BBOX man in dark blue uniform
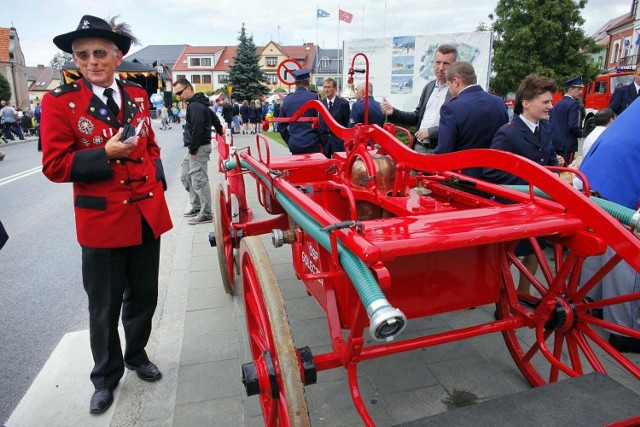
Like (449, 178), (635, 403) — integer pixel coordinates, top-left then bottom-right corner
(435, 61), (509, 178)
(608, 64), (640, 116)
(278, 69), (320, 154)
(320, 77), (350, 157)
(550, 76), (584, 164)
(484, 74), (561, 295)
(349, 82), (385, 127)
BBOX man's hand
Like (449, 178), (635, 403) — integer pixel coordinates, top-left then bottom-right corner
(104, 129), (138, 159)
(415, 129), (430, 142)
(381, 97), (394, 116)
(556, 154), (566, 167)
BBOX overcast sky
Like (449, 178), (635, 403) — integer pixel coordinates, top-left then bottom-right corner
(3, 0), (635, 67)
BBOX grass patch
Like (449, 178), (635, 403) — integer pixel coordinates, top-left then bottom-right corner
(262, 130), (287, 147)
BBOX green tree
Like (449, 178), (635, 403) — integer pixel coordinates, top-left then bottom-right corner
(0, 74), (10, 101)
(228, 23), (270, 102)
(490, 0), (602, 96)
(50, 52), (72, 70)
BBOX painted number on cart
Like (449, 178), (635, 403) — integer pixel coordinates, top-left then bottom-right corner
(301, 244), (323, 284)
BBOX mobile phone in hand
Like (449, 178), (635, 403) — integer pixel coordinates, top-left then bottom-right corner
(120, 122), (143, 144)
(120, 124), (136, 143)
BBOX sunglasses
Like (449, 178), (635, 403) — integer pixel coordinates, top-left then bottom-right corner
(175, 87), (187, 96)
(73, 49), (116, 60)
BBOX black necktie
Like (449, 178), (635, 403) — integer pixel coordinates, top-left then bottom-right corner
(534, 126), (540, 140)
(103, 88), (120, 117)
(328, 100), (333, 110)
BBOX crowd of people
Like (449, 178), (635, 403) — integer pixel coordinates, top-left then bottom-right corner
(3, 11), (637, 418)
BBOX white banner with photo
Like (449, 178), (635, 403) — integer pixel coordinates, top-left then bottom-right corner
(343, 31), (493, 111)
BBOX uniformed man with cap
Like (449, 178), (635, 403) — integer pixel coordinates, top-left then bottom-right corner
(550, 76), (584, 164)
(278, 68), (321, 154)
(41, 15), (172, 414)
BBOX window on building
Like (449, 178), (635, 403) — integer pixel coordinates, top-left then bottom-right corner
(218, 74), (228, 83)
(176, 74), (186, 81)
(267, 74), (278, 84)
(189, 57), (212, 67)
(623, 37), (632, 58)
(203, 75), (212, 84)
(612, 42), (620, 63)
(266, 57), (278, 67)
(320, 56), (330, 69)
(192, 75), (201, 84)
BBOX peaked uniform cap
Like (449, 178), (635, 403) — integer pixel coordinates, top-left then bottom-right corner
(53, 15), (132, 55)
(563, 76), (585, 88)
(293, 69), (311, 81)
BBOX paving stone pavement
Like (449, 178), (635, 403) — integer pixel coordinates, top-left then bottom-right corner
(171, 131), (640, 426)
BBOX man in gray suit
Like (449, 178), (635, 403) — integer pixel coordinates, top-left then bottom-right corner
(381, 44), (458, 153)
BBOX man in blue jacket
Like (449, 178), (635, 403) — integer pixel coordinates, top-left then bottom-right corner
(608, 64), (640, 115)
(435, 61), (509, 178)
(579, 97), (640, 353)
(550, 76), (584, 164)
(349, 82), (385, 127)
(278, 69), (320, 154)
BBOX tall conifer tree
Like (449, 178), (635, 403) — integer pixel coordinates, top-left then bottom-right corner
(228, 23), (270, 101)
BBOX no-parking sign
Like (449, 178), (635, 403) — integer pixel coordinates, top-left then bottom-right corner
(277, 59), (302, 85)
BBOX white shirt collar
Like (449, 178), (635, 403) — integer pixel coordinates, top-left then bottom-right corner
(93, 81), (121, 107)
(519, 114), (539, 133)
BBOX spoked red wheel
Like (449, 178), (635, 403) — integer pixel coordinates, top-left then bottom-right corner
(497, 236), (640, 387)
(213, 182), (235, 294)
(240, 237), (311, 427)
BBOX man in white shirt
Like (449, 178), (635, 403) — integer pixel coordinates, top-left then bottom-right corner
(572, 108), (615, 190)
(381, 44), (458, 153)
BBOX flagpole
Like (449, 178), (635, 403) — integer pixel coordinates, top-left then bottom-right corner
(316, 4), (319, 47)
(338, 5), (341, 77)
(362, 3), (365, 38)
(383, 0), (387, 37)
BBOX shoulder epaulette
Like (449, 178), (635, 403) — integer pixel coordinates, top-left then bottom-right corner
(50, 82), (81, 97)
(122, 79), (143, 89)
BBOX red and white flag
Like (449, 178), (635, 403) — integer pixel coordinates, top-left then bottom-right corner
(339, 9), (353, 23)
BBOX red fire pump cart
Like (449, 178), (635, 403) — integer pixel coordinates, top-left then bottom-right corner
(210, 55), (640, 426)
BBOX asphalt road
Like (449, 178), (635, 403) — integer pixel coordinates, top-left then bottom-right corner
(0, 122), (186, 423)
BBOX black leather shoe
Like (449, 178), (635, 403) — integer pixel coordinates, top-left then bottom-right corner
(90, 388), (114, 414)
(125, 361), (162, 382)
(609, 333), (640, 354)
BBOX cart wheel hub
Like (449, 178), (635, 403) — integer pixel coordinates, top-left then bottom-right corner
(544, 295), (577, 332)
(242, 350), (278, 398)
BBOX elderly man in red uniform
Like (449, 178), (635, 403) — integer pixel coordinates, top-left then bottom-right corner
(41, 15), (173, 415)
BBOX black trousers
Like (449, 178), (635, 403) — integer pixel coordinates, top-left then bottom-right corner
(81, 219), (160, 389)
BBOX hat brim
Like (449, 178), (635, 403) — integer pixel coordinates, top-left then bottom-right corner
(53, 28), (131, 55)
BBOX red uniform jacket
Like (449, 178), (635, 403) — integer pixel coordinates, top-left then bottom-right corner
(41, 78), (173, 248)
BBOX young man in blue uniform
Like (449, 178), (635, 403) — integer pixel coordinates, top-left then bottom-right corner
(550, 76), (584, 164)
(484, 74), (562, 295)
(278, 69), (321, 154)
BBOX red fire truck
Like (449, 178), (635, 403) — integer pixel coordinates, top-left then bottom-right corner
(580, 69), (635, 135)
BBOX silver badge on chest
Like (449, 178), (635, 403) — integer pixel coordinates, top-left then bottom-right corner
(77, 116), (95, 135)
(92, 136), (104, 145)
